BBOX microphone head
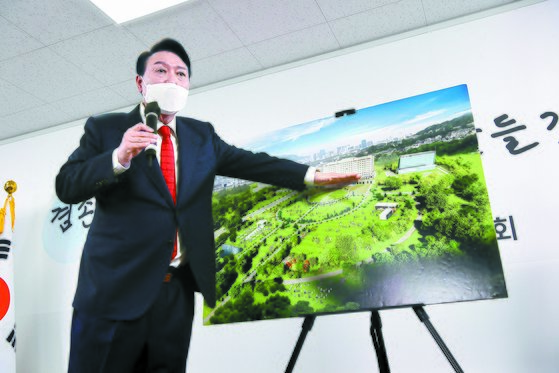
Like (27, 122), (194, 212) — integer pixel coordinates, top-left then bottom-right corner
(145, 101), (161, 117)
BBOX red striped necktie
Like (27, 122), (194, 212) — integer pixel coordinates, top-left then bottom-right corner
(158, 125), (177, 259)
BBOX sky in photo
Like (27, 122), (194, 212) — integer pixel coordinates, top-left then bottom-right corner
(243, 84), (473, 157)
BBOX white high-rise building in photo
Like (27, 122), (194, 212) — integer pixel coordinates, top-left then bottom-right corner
(321, 155), (375, 179)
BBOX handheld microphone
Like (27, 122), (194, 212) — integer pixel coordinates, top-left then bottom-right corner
(145, 101), (161, 167)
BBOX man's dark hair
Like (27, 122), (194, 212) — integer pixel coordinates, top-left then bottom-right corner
(136, 38), (192, 77)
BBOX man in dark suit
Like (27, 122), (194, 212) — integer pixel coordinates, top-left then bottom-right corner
(56, 38), (359, 372)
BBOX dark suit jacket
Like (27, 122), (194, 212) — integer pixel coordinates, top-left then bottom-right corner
(56, 105), (308, 320)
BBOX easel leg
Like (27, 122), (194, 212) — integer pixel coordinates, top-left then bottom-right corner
(370, 311), (391, 373)
(413, 306), (464, 373)
(285, 315), (316, 373)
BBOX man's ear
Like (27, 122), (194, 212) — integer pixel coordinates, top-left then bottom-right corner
(135, 75), (144, 95)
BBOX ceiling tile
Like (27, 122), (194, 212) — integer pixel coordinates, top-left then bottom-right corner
(316, 0), (400, 21)
(1, 104), (74, 139)
(50, 26), (148, 86)
(248, 24), (339, 68)
(126, 1), (243, 61)
(329, 0), (427, 47)
(207, 0), (326, 45)
(0, 16), (44, 61)
(422, 0), (517, 24)
(0, 48), (103, 103)
(0, 0), (527, 142)
(50, 87), (130, 120)
(190, 48), (262, 87)
(2, 0), (113, 45)
(0, 78), (45, 117)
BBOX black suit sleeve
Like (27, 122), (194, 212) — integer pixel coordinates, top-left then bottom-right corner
(210, 124), (310, 190)
(56, 116), (122, 204)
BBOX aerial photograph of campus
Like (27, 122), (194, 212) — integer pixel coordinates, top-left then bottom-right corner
(204, 85), (507, 325)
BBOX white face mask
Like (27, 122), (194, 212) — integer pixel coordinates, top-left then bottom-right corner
(144, 83), (189, 114)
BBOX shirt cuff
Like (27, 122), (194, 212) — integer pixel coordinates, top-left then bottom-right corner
(112, 148), (130, 175)
(304, 167), (317, 186)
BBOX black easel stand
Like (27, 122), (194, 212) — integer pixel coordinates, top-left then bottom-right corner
(285, 307), (464, 373)
(413, 306), (464, 373)
(370, 310), (390, 373)
(285, 315), (316, 373)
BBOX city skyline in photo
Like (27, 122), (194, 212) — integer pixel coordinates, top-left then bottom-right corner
(242, 84), (472, 158)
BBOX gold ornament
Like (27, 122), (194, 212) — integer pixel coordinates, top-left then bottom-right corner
(4, 180), (17, 195)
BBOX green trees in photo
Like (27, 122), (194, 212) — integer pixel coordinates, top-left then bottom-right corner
(384, 176), (403, 190)
(452, 173), (478, 197)
(229, 230), (237, 243)
(212, 184), (281, 231)
(255, 281), (269, 296)
(241, 248), (257, 272)
(210, 289), (263, 324)
(420, 175), (452, 212)
(263, 294), (291, 319)
(392, 207), (415, 235)
(216, 231), (230, 245)
(269, 281), (286, 293)
(416, 154), (494, 255)
(368, 218), (391, 242)
(225, 211), (242, 232)
(423, 235), (460, 256)
(292, 301), (314, 316)
(210, 286), (293, 324)
(216, 256), (238, 299)
(449, 163), (487, 203)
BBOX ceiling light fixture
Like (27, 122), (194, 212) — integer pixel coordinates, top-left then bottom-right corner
(89, 0), (190, 24)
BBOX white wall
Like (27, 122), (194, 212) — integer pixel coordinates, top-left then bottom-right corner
(1, 0), (558, 372)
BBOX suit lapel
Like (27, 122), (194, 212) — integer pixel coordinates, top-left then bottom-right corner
(176, 118), (201, 207)
(127, 106), (175, 207)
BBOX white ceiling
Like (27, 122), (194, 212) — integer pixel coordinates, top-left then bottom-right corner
(0, 0), (527, 141)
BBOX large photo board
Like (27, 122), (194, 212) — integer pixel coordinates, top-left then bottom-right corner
(203, 84), (507, 325)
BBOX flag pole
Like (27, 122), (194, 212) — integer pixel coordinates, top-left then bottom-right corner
(1, 181), (16, 233)
(1, 180), (17, 372)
